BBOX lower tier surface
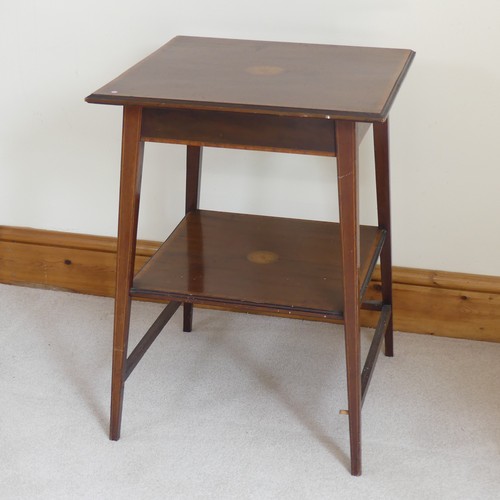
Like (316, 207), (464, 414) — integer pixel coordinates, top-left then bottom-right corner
(132, 210), (384, 318)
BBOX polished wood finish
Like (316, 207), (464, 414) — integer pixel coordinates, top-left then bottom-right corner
(373, 119), (394, 357)
(185, 146), (203, 214)
(141, 107), (337, 156)
(110, 105), (144, 441)
(86, 36), (414, 121)
(336, 120), (362, 475)
(361, 305), (391, 404)
(132, 210), (384, 318)
(125, 301), (181, 380)
(2, 227), (499, 342)
(183, 145), (203, 332)
(86, 36), (414, 475)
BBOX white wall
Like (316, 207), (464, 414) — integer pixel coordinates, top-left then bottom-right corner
(1, 1), (499, 276)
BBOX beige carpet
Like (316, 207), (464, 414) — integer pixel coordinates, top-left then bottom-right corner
(1, 283), (499, 499)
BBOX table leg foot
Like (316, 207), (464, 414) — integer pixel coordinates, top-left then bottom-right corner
(183, 303), (193, 332)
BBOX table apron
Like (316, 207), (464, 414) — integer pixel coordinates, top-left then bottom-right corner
(140, 107), (337, 156)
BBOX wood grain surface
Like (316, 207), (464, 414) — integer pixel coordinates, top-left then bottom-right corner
(86, 36), (415, 121)
(1, 225), (498, 342)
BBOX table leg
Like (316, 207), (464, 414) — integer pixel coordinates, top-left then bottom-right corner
(183, 145), (203, 332)
(110, 105), (144, 440)
(373, 119), (394, 357)
(336, 120), (362, 476)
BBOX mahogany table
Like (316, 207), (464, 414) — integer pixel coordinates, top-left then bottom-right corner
(86, 36), (414, 476)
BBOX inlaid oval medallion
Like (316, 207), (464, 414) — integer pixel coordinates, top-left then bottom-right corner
(247, 250), (279, 264)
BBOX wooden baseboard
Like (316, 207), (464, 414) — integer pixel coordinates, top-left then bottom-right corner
(1, 225), (499, 342)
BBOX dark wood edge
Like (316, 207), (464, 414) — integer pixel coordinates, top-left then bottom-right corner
(129, 290), (345, 321)
(361, 304), (391, 405)
(360, 229), (386, 301)
(143, 137), (336, 157)
(379, 50), (416, 120)
(361, 300), (384, 311)
(85, 96), (393, 122)
(140, 107), (337, 156)
(124, 301), (181, 380)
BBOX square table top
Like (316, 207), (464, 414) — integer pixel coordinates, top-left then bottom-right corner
(86, 36), (414, 121)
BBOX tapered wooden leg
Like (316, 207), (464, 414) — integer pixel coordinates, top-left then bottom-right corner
(183, 305), (194, 333)
(183, 145), (203, 332)
(336, 120), (362, 476)
(110, 105), (144, 440)
(373, 119), (394, 357)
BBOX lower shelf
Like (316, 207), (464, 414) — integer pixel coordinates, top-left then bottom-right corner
(131, 210), (385, 319)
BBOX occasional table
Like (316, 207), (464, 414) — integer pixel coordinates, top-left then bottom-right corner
(86, 36), (414, 475)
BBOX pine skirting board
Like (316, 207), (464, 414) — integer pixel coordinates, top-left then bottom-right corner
(1, 225), (499, 343)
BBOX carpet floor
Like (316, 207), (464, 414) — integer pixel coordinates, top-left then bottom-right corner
(1, 283), (499, 499)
